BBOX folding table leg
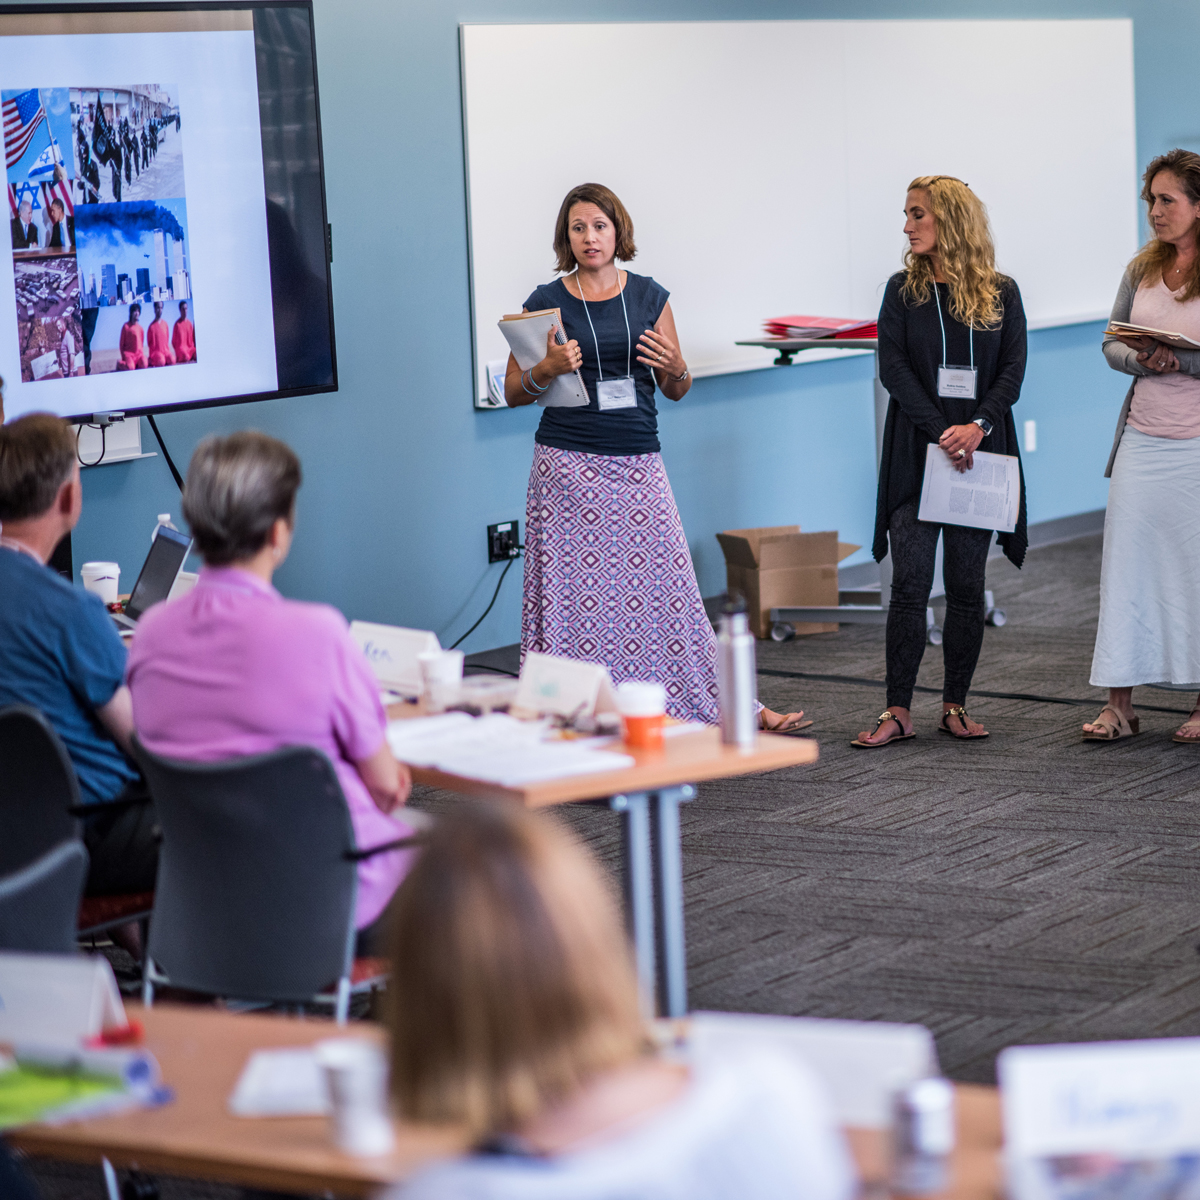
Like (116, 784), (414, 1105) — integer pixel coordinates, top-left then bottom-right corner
(609, 791), (655, 1015)
(652, 785), (695, 1018)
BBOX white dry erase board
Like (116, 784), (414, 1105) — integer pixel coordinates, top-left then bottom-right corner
(460, 19), (1137, 405)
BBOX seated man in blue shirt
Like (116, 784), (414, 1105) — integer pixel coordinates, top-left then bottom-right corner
(0, 413), (158, 911)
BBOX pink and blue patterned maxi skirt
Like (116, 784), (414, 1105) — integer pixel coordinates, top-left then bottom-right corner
(521, 444), (720, 724)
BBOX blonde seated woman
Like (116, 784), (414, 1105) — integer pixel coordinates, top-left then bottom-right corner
(384, 804), (855, 1200)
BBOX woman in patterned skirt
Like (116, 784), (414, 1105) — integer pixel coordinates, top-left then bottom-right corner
(504, 182), (805, 730)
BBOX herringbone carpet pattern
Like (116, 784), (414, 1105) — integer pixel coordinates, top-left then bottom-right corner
(554, 533), (1200, 1084)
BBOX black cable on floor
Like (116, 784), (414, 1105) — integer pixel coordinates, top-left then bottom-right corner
(450, 555), (517, 650)
(146, 413), (184, 491)
(756, 667), (1196, 716)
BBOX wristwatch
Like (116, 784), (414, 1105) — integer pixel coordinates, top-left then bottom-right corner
(972, 417), (993, 436)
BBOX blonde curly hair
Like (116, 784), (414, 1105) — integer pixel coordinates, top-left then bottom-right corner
(901, 176), (1004, 329)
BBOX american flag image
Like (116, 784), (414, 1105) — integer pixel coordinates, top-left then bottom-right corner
(41, 180), (73, 217)
(3, 89), (46, 169)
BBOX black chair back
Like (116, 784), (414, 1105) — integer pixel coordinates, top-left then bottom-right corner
(132, 738), (358, 1005)
(0, 840), (88, 953)
(0, 705), (80, 875)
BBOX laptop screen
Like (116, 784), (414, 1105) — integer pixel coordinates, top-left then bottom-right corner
(125, 526), (192, 621)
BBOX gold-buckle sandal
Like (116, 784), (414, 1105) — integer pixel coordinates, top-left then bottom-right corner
(850, 710), (916, 749)
(940, 705), (989, 740)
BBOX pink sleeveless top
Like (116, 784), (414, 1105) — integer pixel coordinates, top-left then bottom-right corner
(1127, 274), (1200, 439)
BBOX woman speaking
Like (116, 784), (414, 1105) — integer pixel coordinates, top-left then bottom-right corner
(1084, 150), (1200, 743)
(505, 183), (803, 730)
(853, 175), (1027, 748)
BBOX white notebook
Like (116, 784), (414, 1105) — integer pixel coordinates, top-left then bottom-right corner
(498, 308), (588, 407)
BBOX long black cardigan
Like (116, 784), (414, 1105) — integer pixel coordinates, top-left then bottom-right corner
(872, 272), (1029, 568)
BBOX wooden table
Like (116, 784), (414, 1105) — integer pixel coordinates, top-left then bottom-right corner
(388, 710), (818, 1016)
(9, 1004), (1005, 1200)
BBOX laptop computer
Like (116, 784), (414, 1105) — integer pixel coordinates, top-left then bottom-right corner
(112, 525), (193, 632)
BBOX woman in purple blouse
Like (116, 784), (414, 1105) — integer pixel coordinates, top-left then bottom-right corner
(126, 431), (415, 944)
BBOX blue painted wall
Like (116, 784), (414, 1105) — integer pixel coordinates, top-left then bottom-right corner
(72, 0), (1178, 651)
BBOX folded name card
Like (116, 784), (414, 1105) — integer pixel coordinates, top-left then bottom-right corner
(1000, 1038), (1200, 1157)
(515, 651), (617, 718)
(0, 952), (127, 1048)
(349, 621), (439, 695)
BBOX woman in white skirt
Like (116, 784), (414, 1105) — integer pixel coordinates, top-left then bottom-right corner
(1085, 149), (1200, 742)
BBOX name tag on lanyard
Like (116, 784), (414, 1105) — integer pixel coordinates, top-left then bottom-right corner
(596, 376), (637, 410)
(937, 365), (977, 400)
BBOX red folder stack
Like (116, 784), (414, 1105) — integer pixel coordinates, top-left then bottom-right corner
(763, 315), (877, 340)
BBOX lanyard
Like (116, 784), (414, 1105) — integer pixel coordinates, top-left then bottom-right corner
(932, 283), (973, 370)
(575, 268), (631, 382)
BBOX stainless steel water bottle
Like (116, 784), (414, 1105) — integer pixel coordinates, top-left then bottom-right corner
(717, 595), (757, 747)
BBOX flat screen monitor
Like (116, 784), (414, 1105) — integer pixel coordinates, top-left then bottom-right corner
(0, 1), (336, 425)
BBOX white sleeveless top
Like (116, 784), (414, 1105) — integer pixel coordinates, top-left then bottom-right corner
(1127, 273), (1200, 439)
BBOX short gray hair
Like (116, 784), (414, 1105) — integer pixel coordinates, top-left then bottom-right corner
(183, 431), (301, 566)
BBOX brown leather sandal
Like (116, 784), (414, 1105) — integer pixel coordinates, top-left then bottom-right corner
(850, 710), (916, 749)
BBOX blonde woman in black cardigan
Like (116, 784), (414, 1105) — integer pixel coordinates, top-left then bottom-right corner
(854, 176), (1027, 749)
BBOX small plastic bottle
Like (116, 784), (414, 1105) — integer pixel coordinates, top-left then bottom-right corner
(151, 513), (178, 543)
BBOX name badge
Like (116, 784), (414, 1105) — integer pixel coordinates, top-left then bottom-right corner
(596, 376), (637, 411)
(937, 366), (977, 400)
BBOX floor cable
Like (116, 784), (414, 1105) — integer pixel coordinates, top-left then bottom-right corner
(756, 667), (1196, 716)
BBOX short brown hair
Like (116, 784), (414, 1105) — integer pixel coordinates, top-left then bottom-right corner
(0, 412), (76, 521)
(387, 804), (646, 1140)
(1131, 149), (1200, 302)
(552, 183), (637, 273)
(182, 431), (301, 566)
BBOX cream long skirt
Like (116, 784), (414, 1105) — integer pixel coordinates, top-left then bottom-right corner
(1090, 426), (1200, 689)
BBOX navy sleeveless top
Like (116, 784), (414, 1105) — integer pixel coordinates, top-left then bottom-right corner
(523, 272), (670, 457)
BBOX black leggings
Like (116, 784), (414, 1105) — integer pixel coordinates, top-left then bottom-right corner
(885, 498), (992, 710)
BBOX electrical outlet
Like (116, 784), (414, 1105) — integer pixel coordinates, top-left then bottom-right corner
(488, 520), (521, 563)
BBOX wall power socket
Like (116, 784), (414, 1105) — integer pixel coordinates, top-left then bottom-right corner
(488, 520), (521, 563)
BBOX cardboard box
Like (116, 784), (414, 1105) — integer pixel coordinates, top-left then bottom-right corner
(715, 526), (860, 638)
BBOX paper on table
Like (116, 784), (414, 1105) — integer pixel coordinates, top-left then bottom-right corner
(228, 1047), (330, 1117)
(498, 309), (588, 408)
(386, 712), (634, 786)
(686, 1011), (938, 1128)
(918, 445), (1019, 533)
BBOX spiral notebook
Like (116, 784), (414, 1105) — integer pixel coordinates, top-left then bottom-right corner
(498, 308), (588, 407)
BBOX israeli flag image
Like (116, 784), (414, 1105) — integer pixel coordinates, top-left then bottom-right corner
(27, 138), (64, 182)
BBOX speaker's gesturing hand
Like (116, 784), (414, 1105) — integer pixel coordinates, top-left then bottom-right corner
(637, 327), (684, 377)
(541, 327), (582, 377)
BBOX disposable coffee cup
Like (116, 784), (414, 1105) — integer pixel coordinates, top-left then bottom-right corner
(313, 1038), (395, 1157)
(617, 680), (667, 749)
(417, 648), (464, 713)
(81, 562), (120, 606)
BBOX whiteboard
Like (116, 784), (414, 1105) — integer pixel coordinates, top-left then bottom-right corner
(460, 19), (1137, 403)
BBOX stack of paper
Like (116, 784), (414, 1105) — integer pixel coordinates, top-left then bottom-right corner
(763, 315), (877, 340)
(386, 713), (634, 787)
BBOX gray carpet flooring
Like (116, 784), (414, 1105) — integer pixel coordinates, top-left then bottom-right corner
(554, 533), (1200, 1086)
(24, 533), (1200, 1197)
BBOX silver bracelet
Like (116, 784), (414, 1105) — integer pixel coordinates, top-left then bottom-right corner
(673, 367), (689, 383)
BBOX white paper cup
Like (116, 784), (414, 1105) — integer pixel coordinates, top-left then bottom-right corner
(417, 649), (465, 712)
(81, 562), (120, 606)
(616, 681), (667, 749)
(313, 1038), (395, 1157)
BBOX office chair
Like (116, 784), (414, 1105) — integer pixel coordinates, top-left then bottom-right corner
(132, 739), (409, 1023)
(0, 840), (89, 953)
(0, 705), (153, 938)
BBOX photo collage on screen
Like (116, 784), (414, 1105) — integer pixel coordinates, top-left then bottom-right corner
(3, 85), (195, 382)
